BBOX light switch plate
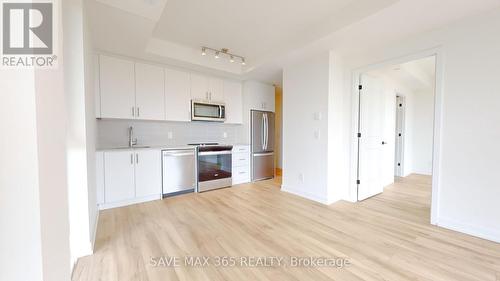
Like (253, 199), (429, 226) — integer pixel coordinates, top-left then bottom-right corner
(314, 112), (322, 121)
(223, 132), (228, 138)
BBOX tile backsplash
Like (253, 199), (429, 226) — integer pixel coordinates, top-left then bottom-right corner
(96, 119), (248, 148)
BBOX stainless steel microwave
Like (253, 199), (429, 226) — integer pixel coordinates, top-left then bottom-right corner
(191, 100), (226, 122)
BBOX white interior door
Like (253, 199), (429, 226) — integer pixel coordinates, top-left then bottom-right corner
(358, 74), (386, 201)
(395, 96), (406, 177)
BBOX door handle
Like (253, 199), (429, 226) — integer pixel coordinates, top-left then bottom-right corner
(130, 153), (134, 164)
(136, 153), (139, 164)
(132, 107), (135, 117)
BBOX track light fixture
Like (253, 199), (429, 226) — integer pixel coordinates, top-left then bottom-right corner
(201, 46), (246, 66)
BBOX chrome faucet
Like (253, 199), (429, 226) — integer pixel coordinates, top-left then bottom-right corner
(128, 126), (137, 147)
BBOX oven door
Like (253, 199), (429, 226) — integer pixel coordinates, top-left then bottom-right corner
(192, 101), (225, 122)
(198, 150), (232, 192)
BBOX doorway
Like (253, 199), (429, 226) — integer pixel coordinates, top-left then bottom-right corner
(356, 55), (437, 202)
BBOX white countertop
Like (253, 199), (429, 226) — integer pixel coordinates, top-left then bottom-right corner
(96, 145), (196, 152)
(96, 143), (250, 152)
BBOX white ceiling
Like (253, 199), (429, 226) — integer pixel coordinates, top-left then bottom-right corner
(87, 0), (500, 85)
(368, 56), (436, 92)
(87, 0), (397, 76)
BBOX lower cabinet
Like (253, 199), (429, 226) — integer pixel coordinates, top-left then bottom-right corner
(98, 149), (161, 209)
(232, 145), (251, 185)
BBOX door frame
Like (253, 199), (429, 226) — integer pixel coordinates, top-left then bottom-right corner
(350, 47), (443, 225)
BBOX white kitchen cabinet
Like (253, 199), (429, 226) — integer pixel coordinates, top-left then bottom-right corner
(100, 149), (162, 209)
(232, 145), (251, 185)
(190, 73), (209, 101)
(224, 80), (243, 124)
(135, 63), (165, 120)
(190, 73), (224, 102)
(99, 55), (136, 119)
(165, 68), (191, 122)
(243, 81), (275, 112)
(104, 150), (136, 203)
(209, 77), (224, 102)
(134, 149), (162, 197)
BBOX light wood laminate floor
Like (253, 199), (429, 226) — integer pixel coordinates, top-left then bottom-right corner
(73, 175), (500, 281)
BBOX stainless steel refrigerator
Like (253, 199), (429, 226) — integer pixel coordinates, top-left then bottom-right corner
(251, 110), (275, 181)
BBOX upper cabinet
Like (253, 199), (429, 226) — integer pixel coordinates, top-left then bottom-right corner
(190, 73), (209, 101)
(135, 63), (165, 120)
(99, 55), (165, 120)
(190, 73), (224, 102)
(224, 80), (243, 124)
(96, 54), (244, 123)
(99, 55), (136, 119)
(209, 77), (224, 102)
(165, 68), (191, 122)
(243, 81), (275, 112)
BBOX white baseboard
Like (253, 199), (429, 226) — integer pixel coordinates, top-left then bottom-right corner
(437, 216), (500, 243)
(281, 185), (335, 205)
(99, 194), (162, 210)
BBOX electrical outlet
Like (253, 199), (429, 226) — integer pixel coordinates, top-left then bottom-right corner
(167, 132), (173, 139)
(314, 130), (321, 140)
(299, 173), (304, 182)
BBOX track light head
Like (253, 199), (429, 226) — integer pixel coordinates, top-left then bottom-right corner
(230, 56), (235, 63)
(215, 51), (220, 59)
(241, 58), (246, 65)
(201, 47), (206, 56)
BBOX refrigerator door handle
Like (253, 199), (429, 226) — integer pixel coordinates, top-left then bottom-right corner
(261, 115), (265, 151)
(264, 113), (268, 150)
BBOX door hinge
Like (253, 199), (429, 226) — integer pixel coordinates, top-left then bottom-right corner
(357, 133), (361, 138)
(358, 85), (363, 90)
(356, 179), (361, 185)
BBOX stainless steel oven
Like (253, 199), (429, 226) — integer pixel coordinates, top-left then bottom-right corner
(191, 100), (226, 122)
(194, 144), (233, 192)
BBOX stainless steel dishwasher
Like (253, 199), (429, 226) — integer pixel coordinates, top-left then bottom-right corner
(162, 149), (197, 196)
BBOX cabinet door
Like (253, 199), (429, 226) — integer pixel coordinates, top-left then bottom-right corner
(190, 73), (209, 101)
(165, 68), (191, 122)
(209, 77), (224, 102)
(224, 80), (243, 124)
(134, 150), (162, 197)
(99, 55), (136, 119)
(104, 150), (135, 203)
(135, 63), (165, 120)
(261, 84), (275, 112)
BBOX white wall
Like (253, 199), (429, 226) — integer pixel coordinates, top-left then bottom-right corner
(0, 3), (73, 278)
(334, 8), (500, 241)
(63, 0), (93, 265)
(281, 6), (500, 242)
(409, 89), (435, 175)
(83, 1), (99, 251)
(282, 52), (331, 203)
(0, 70), (45, 281)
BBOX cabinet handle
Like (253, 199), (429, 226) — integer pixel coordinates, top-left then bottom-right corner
(239, 158), (245, 161)
(132, 107), (135, 117)
(136, 153), (139, 164)
(137, 107), (140, 117)
(130, 153), (133, 164)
